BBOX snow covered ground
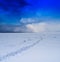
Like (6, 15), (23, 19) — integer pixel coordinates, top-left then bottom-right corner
(0, 32), (60, 62)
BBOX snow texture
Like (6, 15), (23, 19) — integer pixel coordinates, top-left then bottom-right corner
(0, 32), (60, 62)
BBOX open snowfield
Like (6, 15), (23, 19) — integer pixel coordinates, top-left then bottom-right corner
(0, 32), (60, 62)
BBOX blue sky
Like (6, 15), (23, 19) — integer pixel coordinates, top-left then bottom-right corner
(0, 0), (60, 32)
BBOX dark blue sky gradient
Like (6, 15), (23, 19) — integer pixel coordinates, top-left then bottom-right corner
(0, 0), (60, 24)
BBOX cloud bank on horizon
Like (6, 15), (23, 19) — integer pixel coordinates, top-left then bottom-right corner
(0, 0), (60, 33)
(0, 18), (60, 33)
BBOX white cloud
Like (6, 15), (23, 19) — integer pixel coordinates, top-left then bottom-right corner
(20, 18), (39, 24)
(0, 18), (60, 33)
(26, 22), (47, 32)
(20, 17), (60, 33)
(24, 21), (60, 33)
(46, 23), (60, 32)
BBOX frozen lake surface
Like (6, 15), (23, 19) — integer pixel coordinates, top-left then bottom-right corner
(0, 32), (60, 62)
